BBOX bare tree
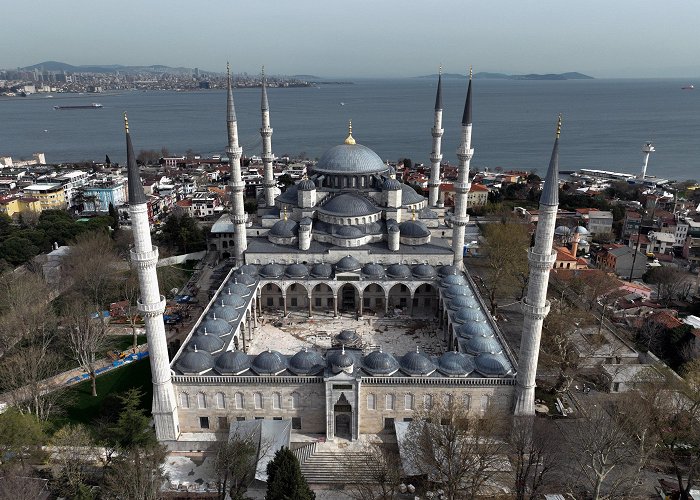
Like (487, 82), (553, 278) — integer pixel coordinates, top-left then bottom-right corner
(120, 269), (142, 350)
(213, 427), (268, 500)
(646, 266), (692, 306)
(101, 443), (167, 500)
(0, 272), (54, 354)
(347, 443), (402, 500)
(49, 423), (97, 496)
(63, 300), (109, 397)
(510, 416), (561, 500)
(540, 304), (585, 393)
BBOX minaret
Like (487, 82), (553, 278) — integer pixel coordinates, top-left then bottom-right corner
(125, 113), (179, 441)
(226, 63), (247, 266)
(513, 115), (562, 416)
(428, 66), (445, 207)
(639, 141), (655, 180)
(260, 66), (276, 207)
(451, 68), (474, 268)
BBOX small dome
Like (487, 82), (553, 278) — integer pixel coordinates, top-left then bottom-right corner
(223, 282), (252, 298)
(198, 317), (233, 336)
(454, 307), (487, 324)
(388, 224), (400, 233)
(260, 262), (285, 278)
(366, 221), (383, 234)
(475, 353), (511, 377)
(336, 329), (359, 345)
(219, 292), (246, 309)
(298, 178), (316, 191)
(420, 208), (438, 219)
(383, 178), (402, 190)
(555, 225), (572, 236)
(176, 348), (214, 374)
(386, 263), (411, 279)
(441, 274), (468, 287)
(210, 304), (241, 323)
(363, 350), (399, 375)
(574, 226), (589, 235)
(286, 263), (309, 278)
(399, 220), (430, 238)
(328, 348), (354, 371)
(335, 255), (361, 272)
(311, 263), (333, 278)
(400, 349), (436, 376)
(438, 351), (475, 376)
(336, 226), (364, 238)
(439, 265), (462, 277)
(189, 332), (224, 353)
(276, 184), (299, 204)
(401, 184), (425, 205)
(412, 264), (437, 278)
(270, 219), (298, 238)
(237, 264), (258, 276)
(320, 193), (381, 217)
(230, 273), (257, 287)
(300, 216), (313, 226)
(443, 284), (473, 298)
(447, 294), (480, 310)
(288, 348), (325, 375)
(457, 320), (493, 339)
(251, 349), (287, 375)
(465, 335), (503, 355)
(214, 350), (251, 374)
(362, 263), (385, 278)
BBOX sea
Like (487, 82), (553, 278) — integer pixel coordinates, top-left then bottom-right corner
(1, 78), (699, 181)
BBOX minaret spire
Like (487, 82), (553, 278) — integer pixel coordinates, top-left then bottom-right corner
(226, 64), (248, 265)
(451, 68), (474, 267)
(125, 113), (179, 441)
(513, 115), (562, 416)
(428, 65), (445, 207)
(260, 65), (276, 208)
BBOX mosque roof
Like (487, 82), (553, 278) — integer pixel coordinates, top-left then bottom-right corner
(269, 219), (299, 238)
(401, 184), (425, 205)
(237, 264), (259, 276)
(320, 193), (381, 217)
(363, 349), (400, 376)
(259, 263), (285, 278)
(412, 263), (437, 278)
(336, 226), (365, 238)
(443, 284), (473, 298)
(456, 320), (493, 339)
(441, 274), (468, 287)
(314, 143), (388, 175)
(362, 263), (385, 278)
(328, 348), (354, 370)
(224, 283), (251, 298)
(475, 353), (511, 376)
(288, 348), (325, 375)
(386, 263), (411, 279)
(446, 294), (480, 310)
(198, 317), (233, 336)
(214, 350), (251, 375)
(176, 348), (214, 374)
(276, 184), (299, 204)
(310, 263), (333, 278)
(399, 220), (430, 238)
(439, 264), (462, 277)
(454, 307), (487, 323)
(438, 351), (475, 377)
(465, 334), (503, 355)
(251, 349), (287, 375)
(298, 178), (316, 191)
(210, 304), (241, 323)
(335, 255), (361, 272)
(383, 178), (402, 191)
(219, 292), (246, 308)
(286, 263), (309, 278)
(229, 273), (257, 287)
(400, 349), (436, 376)
(188, 332), (225, 353)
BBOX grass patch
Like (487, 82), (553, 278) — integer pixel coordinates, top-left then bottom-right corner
(105, 335), (146, 352)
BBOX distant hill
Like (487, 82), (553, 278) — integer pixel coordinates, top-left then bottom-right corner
(292, 74), (321, 79)
(22, 61), (198, 75)
(416, 71), (593, 80)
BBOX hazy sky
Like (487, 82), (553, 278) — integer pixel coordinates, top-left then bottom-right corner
(4, 0), (699, 78)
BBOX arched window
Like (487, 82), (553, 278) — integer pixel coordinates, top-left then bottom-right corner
(463, 394), (472, 410)
(180, 393), (189, 409)
(480, 394), (490, 412)
(234, 392), (244, 409)
(386, 394), (395, 411)
(291, 392), (300, 409)
(404, 393), (414, 410)
(443, 393), (452, 407)
(215, 392), (225, 409)
(272, 393), (281, 410)
(424, 394), (432, 409)
(254, 392), (263, 409)
(367, 393), (376, 410)
(197, 393), (207, 409)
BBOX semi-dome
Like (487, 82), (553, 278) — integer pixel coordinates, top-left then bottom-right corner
(320, 193), (381, 217)
(336, 226), (364, 238)
(198, 317), (233, 336)
(401, 184), (425, 205)
(383, 178), (402, 191)
(251, 349), (287, 375)
(220, 292), (246, 309)
(465, 335), (503, 355)
(420, 208), (438, 219)
(399, 220), (430, 238)
(237, 264), (258, 276)
(176, 347), (214, 374)
(362, 263), (385, 278)
(363, 349), (400, 375)
(412, 264), (437, 279)
(189, 332), (224, 353)
(270, 219), (298, 238)
(260, 262), (285, 278)
(400, 349), (436, 376)
(386, 263), (411, 279)
(336, 329), (360, 346)
(210, 303), (241, 323)
(446, 294), (480, 310)
(475, 353), (511, 377)
(311, 263), (333, 278)
(224, 283), (252, 297)
(288, 348), (325, 375)
(286, 263), (309, 278)
(555, 225), (572, 236)
(454, 307), (487, 323)
(335, 255), (361, 272)
(439, 264), (462, 277)
(366, 221), (383, 234)
(230, 273), (257, 287)
(298, 178), (316, 191)
(457, 320), (493, 339)
(276, 184), (299, 204)
(214, 350), (251, 375)
(441, 274), (468, 287)
(443, 284), (473, 298)
(438, 351), (475, 377)
(314, 143), (388, 175)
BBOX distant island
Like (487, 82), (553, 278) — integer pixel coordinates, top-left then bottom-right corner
(416, 71), (594, 80)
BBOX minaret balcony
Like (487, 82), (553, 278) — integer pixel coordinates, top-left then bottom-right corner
(260, 127), (273, 136)
(527, 248), (557, 269)
(130, 246), (159, 265)
(431, 127), (444, 137)
(521, 299), (551, 320)
(137, 296), (167, 317)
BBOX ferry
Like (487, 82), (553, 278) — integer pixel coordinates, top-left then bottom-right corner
(682, 84), (694, 90)
(53, 103), (103, 110)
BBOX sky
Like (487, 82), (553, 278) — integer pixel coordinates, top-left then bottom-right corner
(3, 0), (699, 78)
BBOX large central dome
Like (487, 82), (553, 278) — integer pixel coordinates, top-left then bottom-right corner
(313, 143), (389, 175)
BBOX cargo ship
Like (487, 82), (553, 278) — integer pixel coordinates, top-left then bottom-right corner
(53, 103), (103, 110)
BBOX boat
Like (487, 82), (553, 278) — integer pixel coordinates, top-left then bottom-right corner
(682, 84), (694, 90)
(53, 103), (103, 110)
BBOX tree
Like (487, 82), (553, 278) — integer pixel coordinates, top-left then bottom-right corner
(108, 202), (119, 233)
(645, 266), (692, 306)
(158, 212), (205, 254)
(0, 408), (45, 469)
(401, 158), (413, 170)
(404, 400), (508, 500)
(63, 299), (109, 397)
(266, 447), (315, 500)
(213, 428), (260, 500)
(50, 424), (96, 497)
(63, 231), (121, 308)
(0, 236), (39, 265)
(278, 174), (294, 189)
(510, 417), (561, 500)
(107, 389), (156, 450)
(347, 443), (402, 500)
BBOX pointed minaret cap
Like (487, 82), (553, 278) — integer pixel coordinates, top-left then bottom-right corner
(434, 65), (443, 111)
(344, 120), (356, 145)
(261, 65), (269, 111)
(540, 114), (562, 207)
(124, 112), (147, 205)
(226, 62), (237, 122)
(461, 66), (473, 126)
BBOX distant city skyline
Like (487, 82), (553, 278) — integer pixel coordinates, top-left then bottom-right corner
(3, 0), (699, 79)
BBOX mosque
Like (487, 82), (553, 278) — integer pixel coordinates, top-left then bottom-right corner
(125, 65), (561, 450)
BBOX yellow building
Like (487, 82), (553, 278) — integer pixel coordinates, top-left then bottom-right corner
(0, 196), (43, 218)
(23, 183), (66, 210)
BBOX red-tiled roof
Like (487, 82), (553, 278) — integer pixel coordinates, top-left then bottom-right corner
(649, 311), (684, 330)
(470, 183), (489, 192)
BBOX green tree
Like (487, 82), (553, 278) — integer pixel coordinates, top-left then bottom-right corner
(107, 389), (156, 450)
(0, 236), (39, 265)
(213, 429), (260, 500)
(159, 212), (205, 254)
(0, 408), (45, 468)
(50, 424), (95, 497)
(0, 212), (15, 240)
(266, 447), (315, 500)
(108, 202), (119, 233)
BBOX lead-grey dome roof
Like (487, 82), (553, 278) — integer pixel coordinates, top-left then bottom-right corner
(276, 184), (299, 203)
(198, 317), (233, 336)
(328, 348), (354, 369)
(362, 263), (385, 278)
(237, 265), (258, 276)
(270, 219), (298, 238)
(363, 350), (399, 375)
(311, 263), (333, 278)
(399, 220), (430, 238)
(454, 307), (487, 323)
(314, 143), (388, 175)
(251, 349), (287, 375)
(298, 178), (316, 191)
(189, 332), (225, 353)
(224, 283), (251, 297)
(400, 349), (436, 376)
(441, 274), (468, 287)
(475, 353), (511, 376)
(443, 284), (473, 298)
(335, 255), (361, 272)
(386, 263), (411, 279)
(176, 348), (214, 374)
(336, 225), (364, 238)
(383, 178), (402, 190)
(320, 193), (380, 217)
(447, 294), (480, 310)
(555, 225), (572, 236)
(214, 350), (251, 374)
(439, 264), (462, 277)
(401, 184), (425, 205)
(336, 329), (359, 345)
(260, 263), (285, 278)
(457, 320), (493, 339)
(286, 263), (309, 278)
(438, 351), (475, 376)
(288, 348), (325, 375)
(230, 273), (257, 286)
(220, 292), (246, 308)
(210, 304), (241, 323)
(412, 264), (437, 278)
(465, 335), (502, 355)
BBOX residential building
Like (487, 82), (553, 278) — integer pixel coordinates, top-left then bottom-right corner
(81, 178), (127, 212)
(23, 183), (66, 210)
(0, 195), (42, 218)
(192, 191), (220, 218)
(467, 183), (489, 207)
(596, 244), (648, 279)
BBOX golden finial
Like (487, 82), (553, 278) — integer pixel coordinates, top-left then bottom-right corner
(469, 65), (473, 80)
(556, 113), (562, 138)
(412, 207), (417, 221)
(282, 206), (288, 221)
(123, 112), (129, 133)
(344, 120), (356, 145)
